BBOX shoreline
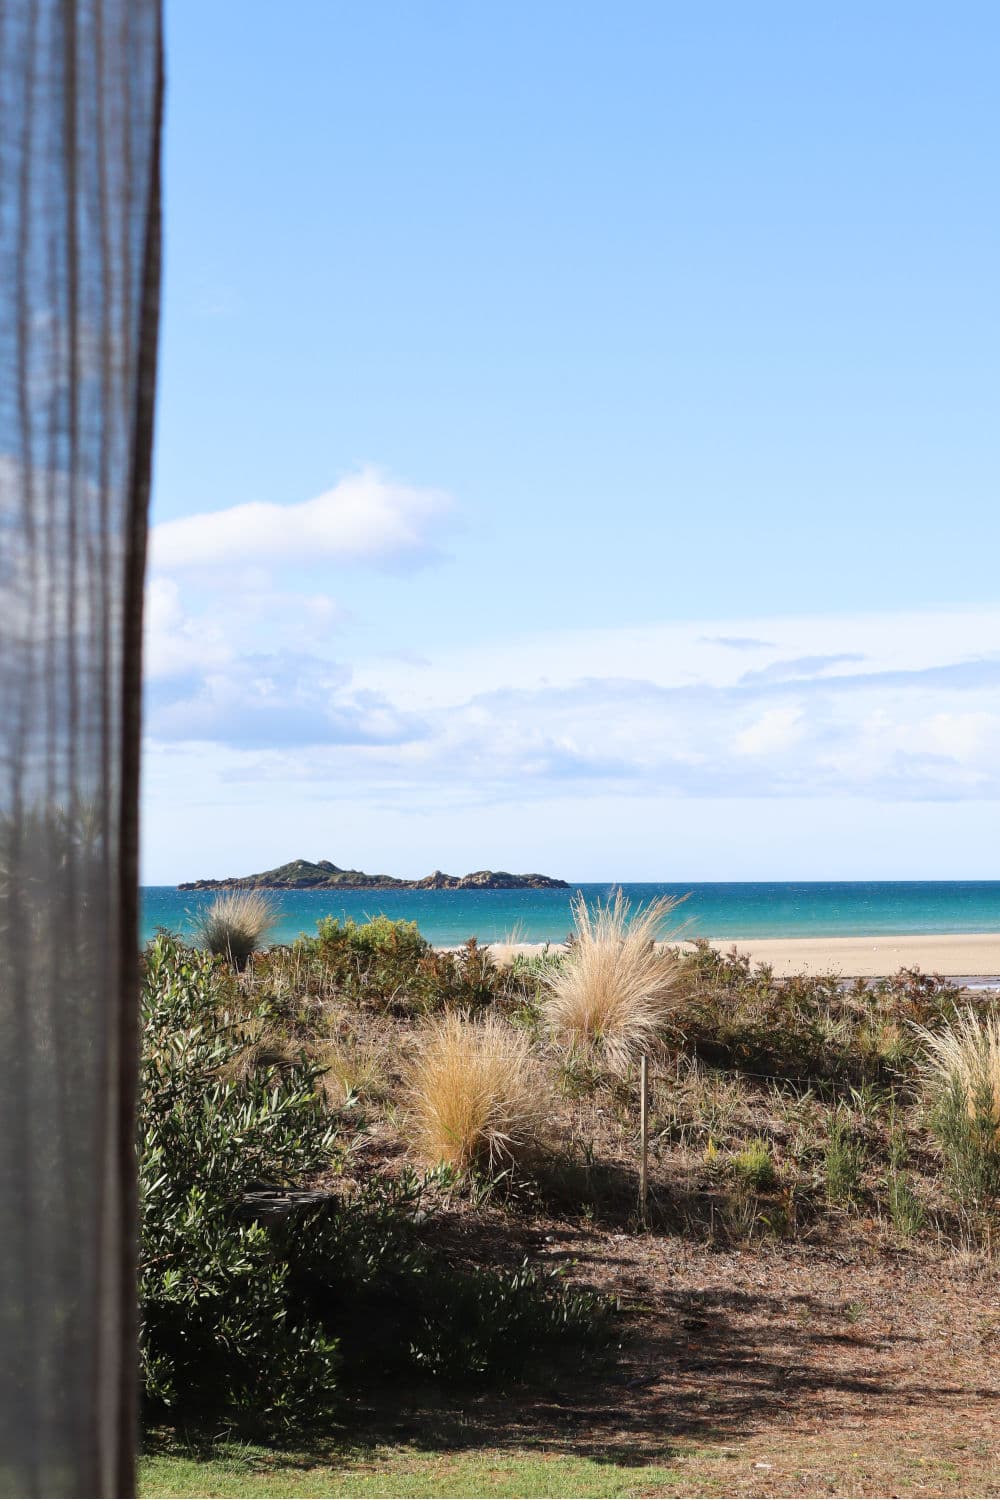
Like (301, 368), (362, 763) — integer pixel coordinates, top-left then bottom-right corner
(482, 931), (1000, 979)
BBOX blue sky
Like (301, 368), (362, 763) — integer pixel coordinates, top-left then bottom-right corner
(144, 1), (1000, 882)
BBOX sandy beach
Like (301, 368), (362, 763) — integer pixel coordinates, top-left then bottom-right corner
(488, 932), (1000, 979)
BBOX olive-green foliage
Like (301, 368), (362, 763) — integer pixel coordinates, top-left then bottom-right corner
(673, 942), (963, 1083)
(140, 936), (340, 1430)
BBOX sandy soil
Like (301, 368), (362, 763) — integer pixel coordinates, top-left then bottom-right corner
(485, 932), (1000, 978)
(354, 1221), (1000, 1499)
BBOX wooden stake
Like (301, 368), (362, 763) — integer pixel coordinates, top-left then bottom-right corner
(639, 1053), (649, 1227)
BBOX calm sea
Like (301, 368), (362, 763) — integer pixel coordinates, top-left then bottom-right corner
(140, 881), (1000, 948)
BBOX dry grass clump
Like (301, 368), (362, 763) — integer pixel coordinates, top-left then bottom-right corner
(192, 889), (279, 971)
(917, 1008), (1000, 1206)
(542, 890), (685, 1071)
(406, 1010), (549, 1170)
(918, 1007), (1000, 1129)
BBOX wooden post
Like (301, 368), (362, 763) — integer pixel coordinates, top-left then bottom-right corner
(639, 1053), (649, 1227)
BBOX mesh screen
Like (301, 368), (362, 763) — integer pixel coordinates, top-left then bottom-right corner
(0, 1), (162, 1493)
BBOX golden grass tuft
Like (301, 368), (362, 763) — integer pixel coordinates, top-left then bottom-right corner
(541, 889), (685, 1071)
(917, 1007), (1000, 1140)
(406, 1010), (549, 1170)
(193, 889), (279, 971)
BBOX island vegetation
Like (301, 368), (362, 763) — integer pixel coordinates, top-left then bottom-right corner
(179, 856), (569, 891)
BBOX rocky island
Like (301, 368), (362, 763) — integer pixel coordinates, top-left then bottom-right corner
(178, 858), (569, 892)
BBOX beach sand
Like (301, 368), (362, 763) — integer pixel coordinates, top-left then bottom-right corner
(487, 932), (1000, 978)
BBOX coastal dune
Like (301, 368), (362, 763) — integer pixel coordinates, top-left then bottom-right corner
(488, 932), (1000, 979)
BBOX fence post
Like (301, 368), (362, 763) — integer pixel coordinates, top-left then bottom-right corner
(639, 1053), (649, 1227)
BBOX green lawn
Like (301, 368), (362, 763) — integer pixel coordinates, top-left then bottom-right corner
(140, 1445), (685, 1499)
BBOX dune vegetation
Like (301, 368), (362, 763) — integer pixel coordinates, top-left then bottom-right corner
(140, 897), (1000, 1495)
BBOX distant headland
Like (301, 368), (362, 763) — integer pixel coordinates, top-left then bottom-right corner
(178, 858), (570, 892)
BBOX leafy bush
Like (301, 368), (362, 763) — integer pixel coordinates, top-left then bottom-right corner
(406, 1009), (550, 1169)
(542, 890), (684, 1071)
(192, 889), (279, 970)
(140, 936), (339, 1429)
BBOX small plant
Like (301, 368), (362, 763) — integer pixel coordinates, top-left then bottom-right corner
(918, 1007), (1000, 1207)
(887, 1170), (925, 1238)
(730, 1136), (778, 1192)
(824, 1111), (865, 1205)
(542, 889), (684, 1071)
(406, 1010), (550, 1170)
(316, 1036), (388, 1108)
(192, 889), (279, 970)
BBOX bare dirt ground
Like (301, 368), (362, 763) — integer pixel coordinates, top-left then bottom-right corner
(350, 1215), (1000, 1497)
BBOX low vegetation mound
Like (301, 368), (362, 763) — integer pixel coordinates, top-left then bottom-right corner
(142, 901), (1000, 1442)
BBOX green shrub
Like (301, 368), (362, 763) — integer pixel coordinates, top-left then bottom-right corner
(290, 1175), (613, 1383)
(673, 942), (964, 1085)
(250, 918), (512, 1017)
(140, 936), (339, 1430)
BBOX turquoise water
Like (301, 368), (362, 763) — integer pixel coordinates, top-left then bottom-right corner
(140, 881), (1000, 947)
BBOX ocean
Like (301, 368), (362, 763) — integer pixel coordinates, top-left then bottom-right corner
(140, 880), (1000, 948)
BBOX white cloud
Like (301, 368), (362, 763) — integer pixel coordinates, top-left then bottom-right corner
(150, 467), (454, 572)
(734, 707), (804, 756)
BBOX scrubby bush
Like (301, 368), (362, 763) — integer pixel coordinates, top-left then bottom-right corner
(406, 1009), (549, 1169)
(542, 890), (684, 1070)
(251, 918), (512, 1018)
(673, 941), (964, 1083)
(918, 1006), (1000, 1207)
(139, 935), (339, 1429)
(290, 1174), (613, 1383)
(192, 889), (279, 970)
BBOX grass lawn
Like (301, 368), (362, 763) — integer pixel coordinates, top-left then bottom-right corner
(139, 1444), (686, 1499)
(140, 1434), (993, 1500)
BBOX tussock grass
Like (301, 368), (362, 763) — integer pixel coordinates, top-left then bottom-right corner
(918, 1007), (1000, 1136)
(542, 889), (684, 1070)
(918, 1007), (1000, 1204)
(406, 1010), (549, 1170)
(192, 889), (279, 971)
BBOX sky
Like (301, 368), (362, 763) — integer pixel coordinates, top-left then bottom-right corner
(144, 0), (1000, 883)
